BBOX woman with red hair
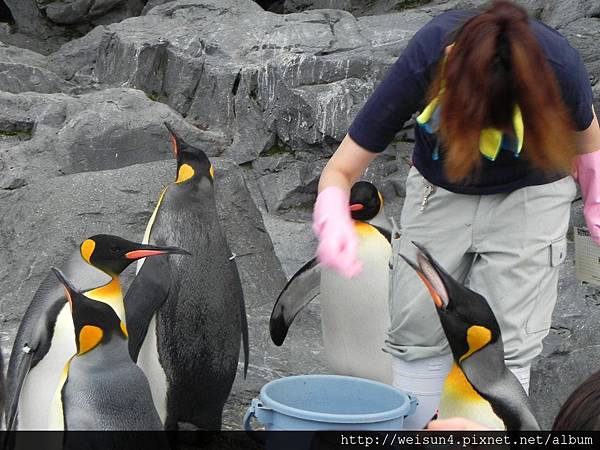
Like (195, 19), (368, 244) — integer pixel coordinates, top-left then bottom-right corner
(312, 0), (600, 429)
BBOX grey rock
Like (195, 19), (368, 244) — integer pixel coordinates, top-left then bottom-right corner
(142, 0), (174, 14)
(213, 159), (288, 310)
(3, 0), (57, 39)
(3, 0), (146, 41)
(52, 0), (431, 166)
(0, 41), (74, 93)
(0, 88), (228, 189)
(268, 0), (547, 18)
(262, 212), (316, 278)
(0, 157), (285, 326)
(421, 0), (599, 29)
(44, 1), (142, 26)
(0, 28), (66, 55)
(540, 0), (600, 29)
(419, 0), (543, 17)
(47, 26), (111, 85)
(560, 17), (600, 87)
(270, 0), (435, 16)
(253, 152), (326, 215)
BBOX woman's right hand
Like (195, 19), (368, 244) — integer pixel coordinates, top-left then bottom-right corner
(312, 186), (362, 279)
(313, 134), (379, 278)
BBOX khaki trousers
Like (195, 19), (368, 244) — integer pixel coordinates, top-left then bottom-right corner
(387, 166), (576, 370)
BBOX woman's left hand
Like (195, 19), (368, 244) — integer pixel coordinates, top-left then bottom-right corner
(574, 105), (600, 246)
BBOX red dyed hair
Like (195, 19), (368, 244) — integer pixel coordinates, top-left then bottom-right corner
(430, 0), (576, 182)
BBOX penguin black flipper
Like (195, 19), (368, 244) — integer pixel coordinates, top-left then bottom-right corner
(270, 258), (321, 346)
(6, 254), (110, 431)
(459, 345), (540, 431)
(125, 255), (171, 363)
(5, 350), (33, 432)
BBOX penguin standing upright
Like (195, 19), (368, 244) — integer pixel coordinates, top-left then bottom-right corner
(401, 242), (540, 430)
(270, 181), (393, 384)
(5, 235), (187, 430)
(126, 123), (249, 430)
(49, 268), (163, 431)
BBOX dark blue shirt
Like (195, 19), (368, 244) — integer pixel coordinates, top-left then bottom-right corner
(348, 10), (594, 195)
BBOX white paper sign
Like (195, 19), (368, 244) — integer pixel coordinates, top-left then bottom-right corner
(574, 226), (600, 286)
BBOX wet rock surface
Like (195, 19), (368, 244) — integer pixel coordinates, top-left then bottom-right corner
(0, 0), (598, 433)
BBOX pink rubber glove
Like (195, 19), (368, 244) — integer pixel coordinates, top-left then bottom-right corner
(312, 186), (363, 278)
(574, 149), (600, 245)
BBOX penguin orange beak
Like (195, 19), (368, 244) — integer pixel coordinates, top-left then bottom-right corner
(399, 255), (444, 309)
(125, 245), (191, 260)
(400, 242), (449, 310)
(350, 203), (364, 211)
(163, 122), (179, 157)
(418, 273), (445, 309)
(170, 135), (178, 157)
(52, 267), (78, 309)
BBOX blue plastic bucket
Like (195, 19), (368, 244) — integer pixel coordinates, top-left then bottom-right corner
(244, 375), (417, 431)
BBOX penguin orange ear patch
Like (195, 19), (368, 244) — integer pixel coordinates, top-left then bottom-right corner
(78, 325), (104, 355)
(460, 325), (492, 362)
(209, 165), (215, 179)
(81, 239), (96, 264)
(176, 164), (195, 183)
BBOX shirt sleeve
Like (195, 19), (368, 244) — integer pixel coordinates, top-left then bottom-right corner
(559, 48), (594, 131)
(348, 27), (439, 153)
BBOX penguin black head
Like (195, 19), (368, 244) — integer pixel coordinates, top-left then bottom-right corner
(79, 234), (190, 276)
(52, 268), (127, 355)
(400, 242), (502, 364)
(349, 181), (383, 222)
(164, 122), (214, 184)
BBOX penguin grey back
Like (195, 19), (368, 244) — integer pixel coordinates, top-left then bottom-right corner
(63, 336), (162, 430)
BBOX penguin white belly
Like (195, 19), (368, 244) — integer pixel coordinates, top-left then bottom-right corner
(136, 189), (166, 275)
(320, 222), (392, 384)
(137, 315), (168, 425)
(439, 364), (505, 430)
(18, 305), (75, 430)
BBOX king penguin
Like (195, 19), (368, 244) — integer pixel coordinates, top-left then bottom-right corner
(5, 235), (188, 431)
(50, 268), (163, 431)
(401, 242), (540, 430)
(125, 123), (249, 430)
(270, 181), (393, 384)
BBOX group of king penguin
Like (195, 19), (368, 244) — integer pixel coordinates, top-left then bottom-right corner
(0, 117), (563, 433)
(271, 181), (541, 430)
(1, 123), (249, 437)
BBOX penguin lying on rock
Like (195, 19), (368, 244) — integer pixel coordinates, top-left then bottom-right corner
(125, 123), (249, 431)
(401, 242), (540, 431)
(270, 181), (393, 384)
(5, 235), (188, 431)
(50, 268), (163, 431)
